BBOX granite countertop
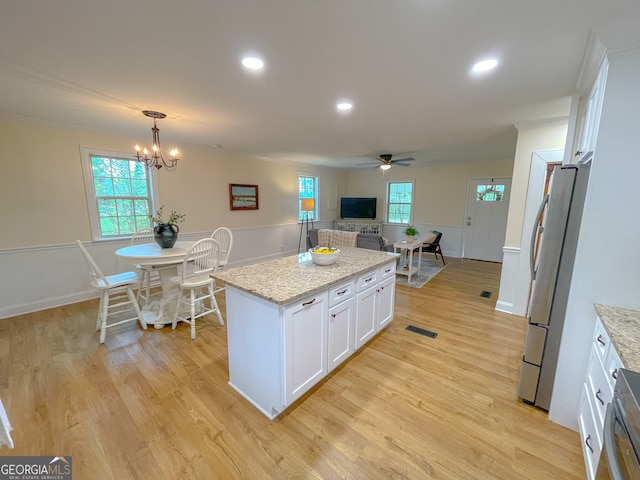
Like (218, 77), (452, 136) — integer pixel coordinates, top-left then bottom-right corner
(595, 304), (640, 372)
(213, 247), (399, 305)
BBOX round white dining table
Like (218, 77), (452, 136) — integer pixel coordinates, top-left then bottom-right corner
(115, 240), (194, 328)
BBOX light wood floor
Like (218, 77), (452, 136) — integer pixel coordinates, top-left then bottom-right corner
(0, 258), (585, 479)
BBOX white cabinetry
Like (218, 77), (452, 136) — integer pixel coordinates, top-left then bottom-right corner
(567, 60), (609, 164)
(226, 259), (397, 419)
(328, 280), (355, 372)
(578, 314), (624, 480)
(284, 292), (328, 405)
(355, 262), (396, 349)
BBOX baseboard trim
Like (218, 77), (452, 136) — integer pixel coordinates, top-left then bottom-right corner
(495, 300), (514, 314)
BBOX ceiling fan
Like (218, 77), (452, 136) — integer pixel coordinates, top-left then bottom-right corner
(357, 154), (415, 170)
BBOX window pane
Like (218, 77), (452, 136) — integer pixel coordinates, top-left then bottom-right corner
(97, 198), (117, 216)
(94, 177), (114, 196)
(298, 175), (318, 222)
(387, 181), (413, 224)
(89, 154), (153, 239)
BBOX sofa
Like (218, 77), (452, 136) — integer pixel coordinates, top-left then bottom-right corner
(308, 228), (393, 252)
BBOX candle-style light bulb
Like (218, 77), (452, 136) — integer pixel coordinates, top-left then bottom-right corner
(143, 148), (149, 155)
(170, 148), (179, 158)
(152, 144), (158, 152)
(134, 144), (141, 152)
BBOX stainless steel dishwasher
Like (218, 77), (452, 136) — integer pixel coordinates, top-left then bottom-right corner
(596, 369), (640, 479)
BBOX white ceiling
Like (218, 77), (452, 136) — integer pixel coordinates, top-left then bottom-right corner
(1, 0), (639, 168)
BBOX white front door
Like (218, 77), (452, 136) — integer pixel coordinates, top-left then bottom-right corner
(463, 177), (512, 262)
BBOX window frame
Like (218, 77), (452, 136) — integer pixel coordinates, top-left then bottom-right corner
(80, 146), (158, 241)
(385, 180), (415, 225)
(298, 173), (319, 222)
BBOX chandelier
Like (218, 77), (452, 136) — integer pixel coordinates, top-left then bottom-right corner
(134, 110), (180, 171)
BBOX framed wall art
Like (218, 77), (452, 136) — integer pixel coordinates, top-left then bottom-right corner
(229, 184), (259, 211)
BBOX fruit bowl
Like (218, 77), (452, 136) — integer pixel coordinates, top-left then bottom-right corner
(309, 247), (340, 266)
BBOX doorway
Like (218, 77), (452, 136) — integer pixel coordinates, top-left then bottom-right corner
(463, 177), (512, 262)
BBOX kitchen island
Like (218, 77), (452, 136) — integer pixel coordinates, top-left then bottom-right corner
(213, 247), (399, 419)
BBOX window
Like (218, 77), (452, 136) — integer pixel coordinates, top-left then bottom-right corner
(298, 174), (318, 221)
(386, 181), (414, 224)
(476, 184), (505, 202)
(81, 147), (155, 240)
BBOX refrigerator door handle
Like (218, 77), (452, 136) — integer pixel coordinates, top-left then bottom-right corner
(530, 194), (550, 280)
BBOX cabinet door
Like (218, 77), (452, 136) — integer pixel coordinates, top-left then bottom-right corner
(328, 297), (355, 372)
(284, 292), (328, 405)
(355, 286), (377, 350)
(376, 276), (395, 330)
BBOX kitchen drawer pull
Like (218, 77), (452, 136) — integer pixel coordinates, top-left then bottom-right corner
(596, 335), (606, 347)
(585, 434), (594, 454)
(612, 368), (618, 380)
(384, 267), (392, 273)
(302, 298), (316, 307)
(595, 389), (605, 406)
(331, 313), (336, 318)
(364, 277), (373, 283)
(336, 289), (348, 295)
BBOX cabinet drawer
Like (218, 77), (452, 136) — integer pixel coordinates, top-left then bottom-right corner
(356, 269), (378, 292)
(604, 345), (624, 391)
(378, 262), (396, 280)
(328, 280), (355, 308)
(593, 316), (610, 363)
(586, 348), (612, 430)
(578, 383), (602, 480)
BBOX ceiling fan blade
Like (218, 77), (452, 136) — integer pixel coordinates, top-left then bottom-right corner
(390, 157), (415, 163)
(357, 162), (380, 166)
(394, 162), (412, 166)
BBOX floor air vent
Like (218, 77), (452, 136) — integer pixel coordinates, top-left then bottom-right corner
(406, 325), (438, 338)
(480, 290), (492, 298)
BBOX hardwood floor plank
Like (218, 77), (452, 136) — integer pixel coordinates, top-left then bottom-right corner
(0, 258), (585, 479)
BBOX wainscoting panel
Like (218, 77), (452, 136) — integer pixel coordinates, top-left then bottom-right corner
(0, 222), (324, 320)
(496, 246), (521, 314)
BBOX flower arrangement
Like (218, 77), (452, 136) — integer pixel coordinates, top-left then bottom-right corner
(149, 205), (186, 226)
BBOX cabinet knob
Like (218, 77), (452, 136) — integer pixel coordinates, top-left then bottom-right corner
(612, 368), (618, 380)
(575, 150), (583, 157)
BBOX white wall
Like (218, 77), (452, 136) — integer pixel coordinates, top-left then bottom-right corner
(549, 49), (640, 429)
(0, 118), (345, 318)
(496, 122), (568, 315)
(346, 157), (515, 257)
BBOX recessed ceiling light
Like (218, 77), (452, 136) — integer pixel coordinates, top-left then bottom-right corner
(336, 101), (353, 111)
(472, 59), (499, 73)
(242, 57), (264, 70)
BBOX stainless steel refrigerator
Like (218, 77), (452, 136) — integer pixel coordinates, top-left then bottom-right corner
(517, 162), (590, 410)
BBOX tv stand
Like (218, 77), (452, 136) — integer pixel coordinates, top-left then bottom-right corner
(335, 220), (382, 234)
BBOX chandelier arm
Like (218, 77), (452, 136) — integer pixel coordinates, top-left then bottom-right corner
(134, 111), (180, 170)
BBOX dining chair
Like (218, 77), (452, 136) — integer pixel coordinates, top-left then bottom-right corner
(131, 227), (157, 305)
(210, 227), (233, 269)
(76, 240), (147, 343)
(171, 238), (224, 339)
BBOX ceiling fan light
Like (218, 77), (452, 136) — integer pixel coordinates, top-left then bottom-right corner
(336, 102), (353, 111)
(380, 164), (391, 170)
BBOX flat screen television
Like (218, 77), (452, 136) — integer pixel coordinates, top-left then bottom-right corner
(340, 197), (377, 219)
